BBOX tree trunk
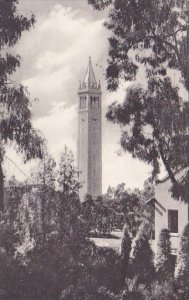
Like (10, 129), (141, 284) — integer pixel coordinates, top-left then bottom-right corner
(0, 162), (4, 211)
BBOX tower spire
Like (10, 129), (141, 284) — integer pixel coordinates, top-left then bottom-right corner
(83, 57), (97, 88)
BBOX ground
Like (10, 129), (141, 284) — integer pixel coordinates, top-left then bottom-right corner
(90, 229), (123, 252)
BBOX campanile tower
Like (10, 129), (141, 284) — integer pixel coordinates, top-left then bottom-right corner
(78, 57), (102, 201)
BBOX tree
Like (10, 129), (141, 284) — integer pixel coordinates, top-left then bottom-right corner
(88, 0), (189, 91)
(120, 225), (132, 284)
(11, 147), (93, 300)
(0, 0), (44, 211)
(120, 277), (148, 300)
(88, 0), (189, 202)
(81, 194), (95, 234)
(142, 177), (155, 201)
(148, 280), (178, 300)
(106, 78), (189, 201)
(58, 146), (80, 197)
(176, 222), (189, 299)
(31, 152), (57, 242)
(57, 146), (84, 243)
(91, 247), (122, 293)
(108, 184), (151, 237)
(156, 229), (175, 281)
(131, 233), (155, 286)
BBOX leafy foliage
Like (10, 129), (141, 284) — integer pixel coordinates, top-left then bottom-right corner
(106, 77), (189, 201)
(89, 0), (189, 202)
(88, 0), (189, 91)
(120, 277), (148, 300)
(131, 233), (155, 286)
(105, 183), (153, 237)
(148, 280), (178, 300)
(0, 0), (44, 211)
(156, 229), (175, 281)
(82, 195), (115, 235)
(120, 225), (132, 284)
(176, 222), (189, 299)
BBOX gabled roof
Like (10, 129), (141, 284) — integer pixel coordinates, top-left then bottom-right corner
(146, 196), (156, 204)
(156, 167), (186, 184)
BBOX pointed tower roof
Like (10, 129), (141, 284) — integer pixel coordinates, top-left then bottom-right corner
(83, 57), (97, 86)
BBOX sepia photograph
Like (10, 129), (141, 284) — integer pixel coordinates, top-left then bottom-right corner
(0, 0), (189, 299)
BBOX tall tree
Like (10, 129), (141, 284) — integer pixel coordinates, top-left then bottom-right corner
(88, 0), (189, 91)
(31, 152), (56, 242)
(106, 78), (189, 200)
(57, 146), (80, 197)
(177, 222), (189, 298)
(120, 225), (132, 284)
(57, 146), (85, 244)
(88, 0), (189, 202)
(156, 229), (175, 281)
(131, 233), (155, 286)
(0, 0), (44, 211)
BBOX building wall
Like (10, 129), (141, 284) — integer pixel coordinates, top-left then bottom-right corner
(155, 172), (189, 256)
(88, 93), (102, 197)
(78, 89), (102, 201)
(77, 105), (89, 200)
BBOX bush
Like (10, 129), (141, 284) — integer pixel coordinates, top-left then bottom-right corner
(156, 229), (175, 281)
(176, 222), (189, 299)
(131, 233), (155, 286)
(120, 225), (132, 284)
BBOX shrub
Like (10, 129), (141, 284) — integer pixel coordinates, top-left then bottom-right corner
(156, 229), (175, 281)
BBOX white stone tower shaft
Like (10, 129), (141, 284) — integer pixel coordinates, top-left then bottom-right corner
(78, 57), (102, 201)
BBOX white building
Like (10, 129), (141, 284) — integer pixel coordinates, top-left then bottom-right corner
(148, 169), (189, 260)
(77, 58), (102, 201)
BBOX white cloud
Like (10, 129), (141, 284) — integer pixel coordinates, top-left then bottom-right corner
(33, 102), (77, 159)
(22, 5), (107, 117)
(6, 3), (151, 192)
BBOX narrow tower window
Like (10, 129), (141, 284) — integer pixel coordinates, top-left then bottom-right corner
(97, 97), (99, 108)
(80, 97), (87, 109)
(80, 97), (82, 109)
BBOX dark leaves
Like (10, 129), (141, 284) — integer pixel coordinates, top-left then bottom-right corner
(0, 0), (35, 49)
(106, 77), (189, 185)
(89, 0), (189, 91)
(0, 0), (43, 162)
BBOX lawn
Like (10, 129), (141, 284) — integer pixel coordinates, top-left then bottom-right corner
(90, 230), (123, 253)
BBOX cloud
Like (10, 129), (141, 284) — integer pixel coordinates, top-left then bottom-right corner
(22, 5), (107, 117)
(6, 3), (151, 192)
(33, 101), (77, 159)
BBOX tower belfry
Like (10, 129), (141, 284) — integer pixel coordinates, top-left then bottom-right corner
(78, 57), (102, 201)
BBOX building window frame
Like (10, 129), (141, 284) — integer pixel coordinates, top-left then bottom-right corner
(168, 209), (178, 234)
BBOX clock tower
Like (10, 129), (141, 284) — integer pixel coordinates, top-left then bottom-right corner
(78, 57), (102, 201)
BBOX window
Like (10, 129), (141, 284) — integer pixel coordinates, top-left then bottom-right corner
(169, 254), (177, 272)
(80, 97), (82, 109)
(90, 96), (99, 109)
(80, 97), (86, 109)
(93, 97), (96, 108)
(168, 210), (178, 233)
(96, 97), (99, 108)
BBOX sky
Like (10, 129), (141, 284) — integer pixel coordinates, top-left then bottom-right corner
(5, 0), (152, 192)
